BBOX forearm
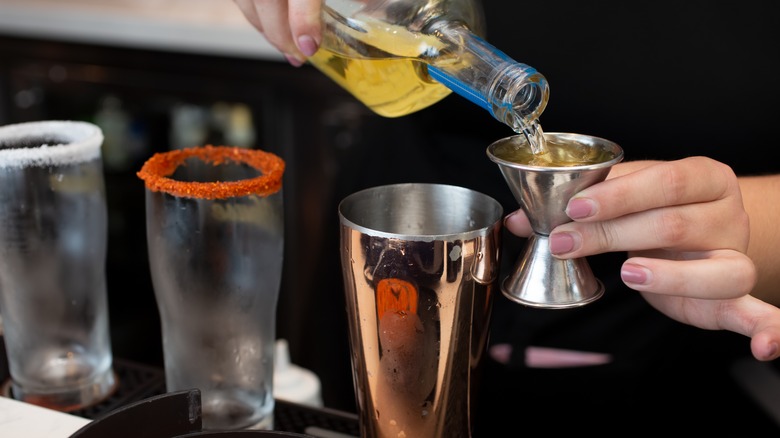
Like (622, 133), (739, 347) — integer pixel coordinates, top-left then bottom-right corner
(739, 174), (780, 305)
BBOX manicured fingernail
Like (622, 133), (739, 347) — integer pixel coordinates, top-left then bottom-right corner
(566, 197), (596, 220)
(297, 35), (319, 57)
(284, 54), (304, 67)
(621, 263), (652, 285)
(549, 232), (577, 255)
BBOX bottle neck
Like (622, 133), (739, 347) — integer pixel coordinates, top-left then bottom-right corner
(425, 22), (549, 133)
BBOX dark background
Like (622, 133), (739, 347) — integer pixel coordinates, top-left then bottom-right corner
(1, 0), (779, 434)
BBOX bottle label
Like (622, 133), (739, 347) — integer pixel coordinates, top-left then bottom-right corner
(428, 66), (492, 113)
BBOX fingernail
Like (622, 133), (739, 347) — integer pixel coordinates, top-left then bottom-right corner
(297, 35), (319, 57)
(566, 197), (596, 220)
(768, 342), (779, 359)
(549, 232), (577, 255)
(284, 54), (304, 67)
(621, 263), (652, 285)
(503, 210), (518, 226)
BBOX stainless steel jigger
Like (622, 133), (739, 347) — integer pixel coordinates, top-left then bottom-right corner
(487, 132), (624, 308)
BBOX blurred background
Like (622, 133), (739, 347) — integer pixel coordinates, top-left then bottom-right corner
(1, 0), (780, 432)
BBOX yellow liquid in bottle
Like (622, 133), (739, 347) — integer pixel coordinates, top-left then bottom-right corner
(309, 48), (453, 118)
(308, 13), (453, 118)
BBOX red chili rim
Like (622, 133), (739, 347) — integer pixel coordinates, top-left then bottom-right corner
(137, 145), (285, 199)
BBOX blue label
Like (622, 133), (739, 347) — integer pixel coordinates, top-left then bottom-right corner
(427, 66), (492, 113)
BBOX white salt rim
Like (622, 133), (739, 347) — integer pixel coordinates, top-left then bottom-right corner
(0, 120), (103, 169)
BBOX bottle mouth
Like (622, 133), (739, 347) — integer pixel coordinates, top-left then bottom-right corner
(491, 66), (550, 130)
(515, 74), (550, 120)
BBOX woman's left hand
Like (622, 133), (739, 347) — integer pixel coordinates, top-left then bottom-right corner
(504, 157), (780, 361)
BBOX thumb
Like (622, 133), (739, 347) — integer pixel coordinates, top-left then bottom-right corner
(503, 209), (533, 237)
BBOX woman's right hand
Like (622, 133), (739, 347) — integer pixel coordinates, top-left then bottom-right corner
(233, 0), (324, 66)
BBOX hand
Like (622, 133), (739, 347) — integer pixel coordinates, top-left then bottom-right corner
(504, 156), (780, 361)
(233, 0), (323, 66)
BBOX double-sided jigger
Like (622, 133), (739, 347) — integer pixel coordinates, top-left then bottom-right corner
(487, 132), (624, 308)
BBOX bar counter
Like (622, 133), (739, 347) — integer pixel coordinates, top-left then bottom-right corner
(0, 349), (360, 438)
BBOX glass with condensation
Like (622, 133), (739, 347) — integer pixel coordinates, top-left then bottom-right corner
(0, 120), (116, 412)
(137, 145), (285, 430)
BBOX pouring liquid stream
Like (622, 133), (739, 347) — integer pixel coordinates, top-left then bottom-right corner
(511, 117), (555, 166)
(516, 119), (548, 156)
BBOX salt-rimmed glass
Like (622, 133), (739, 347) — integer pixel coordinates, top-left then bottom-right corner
(137, 145), (285, 431)
(0, 120), (116, 411)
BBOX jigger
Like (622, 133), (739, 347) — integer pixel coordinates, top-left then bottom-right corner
(487, 132), (624, 308)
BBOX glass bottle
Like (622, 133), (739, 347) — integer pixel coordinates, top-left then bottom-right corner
(309, 0), (550, 147)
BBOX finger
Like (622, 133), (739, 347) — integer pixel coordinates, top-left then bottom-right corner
(550, 196), (749, 257)
(707, 296), (780, 362)
(620, 251), (756, 299)
(503, 209), (533, 237)
(750, 326), (780, 362)
(234, 0), (264, 33)
(248, 0), (303, 60)
(568, 157), (742, 223)
(603, 160), (661, 180)
(642, 294), (780, 362)
(288, 0), (324, 56)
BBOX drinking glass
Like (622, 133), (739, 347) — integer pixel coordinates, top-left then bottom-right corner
(137, 145), (285, 430)
(339, 183), (503, 438)
(0, 120), (116, 411)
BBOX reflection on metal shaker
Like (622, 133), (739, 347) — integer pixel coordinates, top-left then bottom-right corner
(339, 183), (503, 438)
